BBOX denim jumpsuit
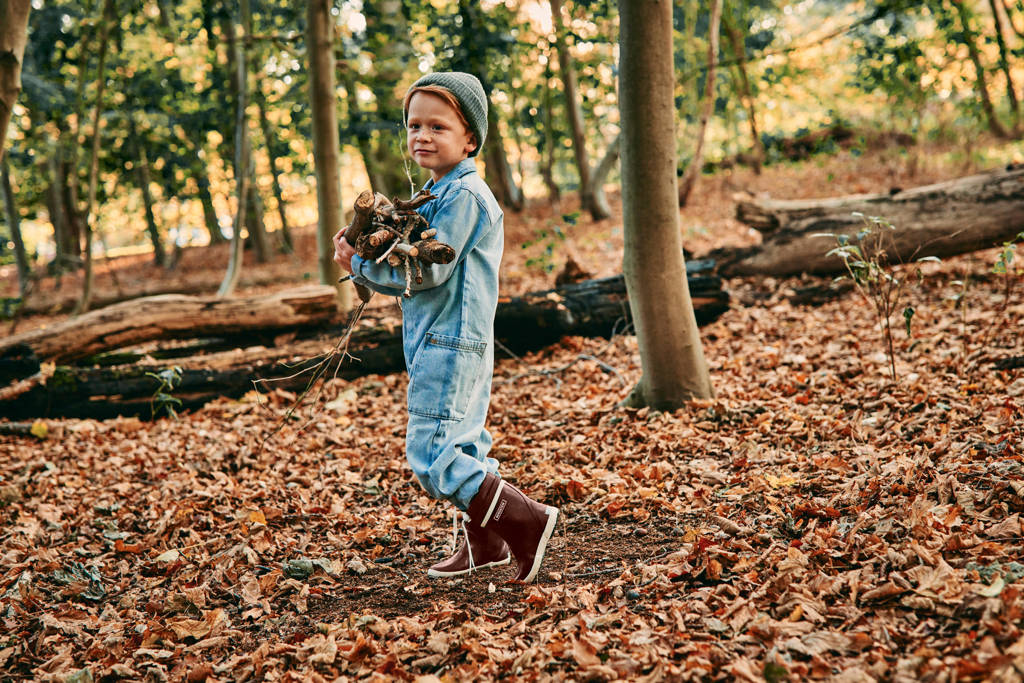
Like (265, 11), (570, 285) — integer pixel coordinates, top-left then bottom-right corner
(350, 159), (503, 510)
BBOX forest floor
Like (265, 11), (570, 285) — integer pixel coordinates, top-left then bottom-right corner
(1, 144), (1023, 681)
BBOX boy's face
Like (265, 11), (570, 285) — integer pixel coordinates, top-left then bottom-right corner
(406, 91), (476, 182)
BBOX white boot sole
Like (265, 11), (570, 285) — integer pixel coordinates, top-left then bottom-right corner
(521, 506), (559, 584)
(427, 554), (511, 578)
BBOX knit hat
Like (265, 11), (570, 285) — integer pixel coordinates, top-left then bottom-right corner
(405, 72), (488, 158)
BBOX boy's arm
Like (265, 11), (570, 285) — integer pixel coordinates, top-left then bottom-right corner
(350, 190), (486, 293)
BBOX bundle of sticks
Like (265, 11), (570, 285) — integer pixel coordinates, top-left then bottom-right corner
(343, 189), (456, 300)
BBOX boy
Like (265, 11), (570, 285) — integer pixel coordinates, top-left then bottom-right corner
(333, 72), (559, 584)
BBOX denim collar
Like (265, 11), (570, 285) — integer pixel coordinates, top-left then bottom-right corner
(423, 158), (477, 194)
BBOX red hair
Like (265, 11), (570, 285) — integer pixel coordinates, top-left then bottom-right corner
(404, 85), (473, 139)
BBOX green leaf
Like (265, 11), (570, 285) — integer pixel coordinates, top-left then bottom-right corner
(903, 306), (915, 336)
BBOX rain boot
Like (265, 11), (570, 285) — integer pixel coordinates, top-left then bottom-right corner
(427, 512), (511, 578)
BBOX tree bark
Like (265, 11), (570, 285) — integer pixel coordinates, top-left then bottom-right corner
(197, 171), (226, 245)
(257, 92), (293, 252)
(0, 270), (728, 418)
(540, 60), (561, 205)
(244, 182), (269, 262)
(217, 2), (251, 298)
(953, 0), (1011, 139)
(988, 0), (1021, 133)
(1, 156), (30, 295)
(129, 117), (167, 268)
(72, 0), (115, 316)
(0, 0), (30, 159)
(719, 165), (1024, 277)
(307, 0), (346, 304)
(678, 0), (722, 206)
(483, 106), (525, 211)
(618, 0), (713, 409)
(0, 285), (341, 365)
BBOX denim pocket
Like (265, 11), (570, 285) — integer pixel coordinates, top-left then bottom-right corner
(408, 332), (488, 421)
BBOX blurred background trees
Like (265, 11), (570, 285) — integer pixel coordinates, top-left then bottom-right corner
(3, 0), (1024, 307)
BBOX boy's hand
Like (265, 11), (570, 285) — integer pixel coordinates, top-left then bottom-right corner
(333, 227), (356, 273)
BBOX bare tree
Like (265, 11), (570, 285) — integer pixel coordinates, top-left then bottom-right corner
(307, 0), (347, 304)
(618, 0), (713, 408)
(549, 0), (615, 220)
(217, 0), (252, 297)
(1, 156), (30, 295)
(0, 0), (30, 159)
(678, 0), (722, 206)
(73, 0), (116, 316)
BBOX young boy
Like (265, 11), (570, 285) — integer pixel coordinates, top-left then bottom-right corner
(333, 72), (559, 584)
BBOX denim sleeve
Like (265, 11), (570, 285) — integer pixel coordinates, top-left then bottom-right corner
(350, 188), (483, 294)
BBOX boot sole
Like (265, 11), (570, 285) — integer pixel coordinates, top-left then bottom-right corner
(520, 507), (559, 584)
(426, 554), (511, 578)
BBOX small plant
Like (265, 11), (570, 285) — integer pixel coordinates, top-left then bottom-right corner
(146, 366), (183, 419)
(522, 211), (579, 274)
(819, 213), (938, 382)
(988, 231), (1024, 342)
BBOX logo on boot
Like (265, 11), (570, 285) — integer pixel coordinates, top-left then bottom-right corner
(493, 499), (507, 522)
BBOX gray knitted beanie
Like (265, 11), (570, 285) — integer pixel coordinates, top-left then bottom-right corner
(405, 72), (488, 158)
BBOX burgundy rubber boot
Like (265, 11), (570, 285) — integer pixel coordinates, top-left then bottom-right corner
(427, 517), (511, 578)
(467, 473), (559, 583)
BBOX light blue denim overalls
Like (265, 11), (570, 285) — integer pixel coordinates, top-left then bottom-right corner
(350, 158), (503, 510)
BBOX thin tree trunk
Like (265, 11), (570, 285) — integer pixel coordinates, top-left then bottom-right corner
(197, 173), (225, 245)
(217, 1), (251, 298)
(590, 132), (619, 218)
(722, 12), (764, 173)
(483, 110), (525, 211)
(619, 0), (713, 408)
(540, 62), (561, 204)
(679, 0), (722, 206)
(988, 0), (1021, 132)
(46, 153), (71, 268)
(0, 0), (31, 159)
(953, 0), (1011, 139)
(550, 0), (610, 219)
(129, 117), (167, 268)
(1, 156), (29, 295)
(340, 67), (390, 194)
(257, 93), (292, 252)
(307, 0), (346, 303)
(73, 0), (116, 316)
(245, 182), (269, 262)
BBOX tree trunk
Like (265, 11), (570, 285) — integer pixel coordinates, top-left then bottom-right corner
(678, 0), (722, 207)
(988, 0), (1021, 133)
(722, 12), (764, 174)
(340, 67), (391, 195)
(540, 61), (561, 205)
(550, 0), (601, 218)
(618, 0), (713, 408)
(0, 0), (30, 159)
(0, 270), (728, 418)
(72, 0), (115, 316)
(217, 2), (250, 298)
(719, 165), (1024, 277)
(197, 172), (226, 244)
(307, 0), (346, 305)
(0, 285), (340, 365)
(483, 106), (525, 211)
(257, 92), (293, 252)
(590, 132), (620, 218)
(129, 117), (167, 268)
(953, 0), (1011, 139)
(244, 181), (269, 262)
(46, 155), (72, 267)
(1, 156), (30, 295)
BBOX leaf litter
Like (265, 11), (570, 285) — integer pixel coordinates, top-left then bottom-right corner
(1, 151), (1022, 680)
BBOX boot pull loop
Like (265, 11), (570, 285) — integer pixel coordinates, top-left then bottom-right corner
(479, 480), (506, 528)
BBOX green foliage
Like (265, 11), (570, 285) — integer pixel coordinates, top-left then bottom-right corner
(146, 366), (183, 419)
(522, 211), (579, 274)
(820, 213), (938, 382)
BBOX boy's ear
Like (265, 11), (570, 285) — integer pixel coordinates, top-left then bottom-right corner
(464, 134), (477, 154)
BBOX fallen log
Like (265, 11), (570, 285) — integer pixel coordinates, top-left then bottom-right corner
(0, 267), (728, 419)
(0, 285), (341, 366)
(714, 165), (1024, 277)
